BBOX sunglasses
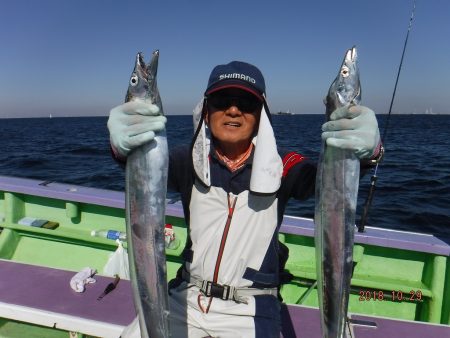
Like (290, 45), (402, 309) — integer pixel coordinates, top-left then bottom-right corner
(207, 95), (262, 112)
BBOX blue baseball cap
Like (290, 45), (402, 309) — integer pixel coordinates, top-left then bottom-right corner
(205, 61), (266, 100)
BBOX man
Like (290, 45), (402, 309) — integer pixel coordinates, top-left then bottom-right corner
(108, 61), (382, 337)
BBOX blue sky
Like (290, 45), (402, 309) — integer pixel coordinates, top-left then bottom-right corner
(0, 0), (449, 117)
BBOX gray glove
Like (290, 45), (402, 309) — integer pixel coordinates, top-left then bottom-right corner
(321, 105), (381, 159)
(107, 101), (166, 158)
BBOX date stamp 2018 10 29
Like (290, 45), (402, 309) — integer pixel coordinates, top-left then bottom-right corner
(358, 289), (423, 302)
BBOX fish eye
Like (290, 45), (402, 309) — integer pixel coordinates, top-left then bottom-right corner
(130, 74), (139, 86)
(341, 66), (350, 78)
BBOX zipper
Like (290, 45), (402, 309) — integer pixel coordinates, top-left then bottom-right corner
(201, 193), (237, 313)
(213, 193), (237, 282)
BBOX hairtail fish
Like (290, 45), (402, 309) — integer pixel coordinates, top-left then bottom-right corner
(125, 50), (170, 338)
(314, 46), (361, 338)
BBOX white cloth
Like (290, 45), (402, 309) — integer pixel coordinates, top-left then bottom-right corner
(192, 98), (211, 187)
(249, 104), (283, 193)
(70, 267), (96, 293)
(191, 97), (282, 194)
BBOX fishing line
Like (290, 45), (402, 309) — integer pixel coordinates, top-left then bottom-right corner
(358, 0), (416, 232)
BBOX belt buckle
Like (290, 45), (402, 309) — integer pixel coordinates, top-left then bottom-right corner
(204, 281), (231, 300)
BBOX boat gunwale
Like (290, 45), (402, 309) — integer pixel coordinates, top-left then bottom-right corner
(0, 175), (448, 256)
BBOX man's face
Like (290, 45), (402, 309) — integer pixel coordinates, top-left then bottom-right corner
(206, 88), (262, 152)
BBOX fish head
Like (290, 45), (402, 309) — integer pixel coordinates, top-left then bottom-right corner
(124, 50), (163, 114)
(125, 52), (150, 103)
(325, 46), (361, 119)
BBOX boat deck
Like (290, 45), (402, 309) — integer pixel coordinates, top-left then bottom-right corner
(282, 304), (450, 337)
(1, 259), (449, 338)
(1, 176), (449, 336)
(0, 259), (134, 337)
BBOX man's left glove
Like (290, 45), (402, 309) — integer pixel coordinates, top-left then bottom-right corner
(321, 105), (381, 159)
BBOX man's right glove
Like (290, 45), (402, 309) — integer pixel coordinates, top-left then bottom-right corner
(107, 101), (167, 159)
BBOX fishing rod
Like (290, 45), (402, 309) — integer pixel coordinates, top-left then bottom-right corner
(358, 0), (416, 232)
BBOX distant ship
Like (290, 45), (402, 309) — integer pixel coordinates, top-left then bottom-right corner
(275, 109), (294, 115)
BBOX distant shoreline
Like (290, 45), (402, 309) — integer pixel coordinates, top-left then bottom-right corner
(0, 113), (449, 119)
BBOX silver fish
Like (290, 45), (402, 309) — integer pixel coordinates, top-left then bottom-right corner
(314, 46), (361, 338)
(125, 50), (170, 338)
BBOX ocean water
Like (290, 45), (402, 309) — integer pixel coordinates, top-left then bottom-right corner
(0, 114), (449, 241)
